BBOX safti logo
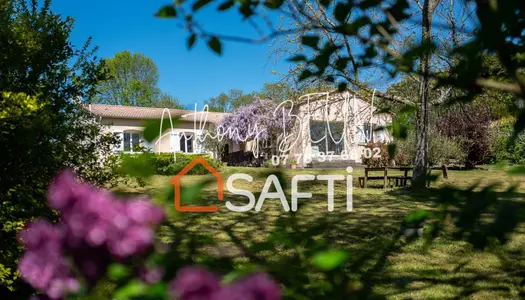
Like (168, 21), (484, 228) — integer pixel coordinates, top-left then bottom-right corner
(172, 159), (354, 213)
(171, 158), (224, 212)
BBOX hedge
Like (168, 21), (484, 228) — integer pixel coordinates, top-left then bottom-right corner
(121, 152), (223, 176)
(489, 118), (525, 165)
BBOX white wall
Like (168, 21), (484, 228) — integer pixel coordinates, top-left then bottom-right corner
(100, 118), (212, 155)
(285, 91), (392, 167)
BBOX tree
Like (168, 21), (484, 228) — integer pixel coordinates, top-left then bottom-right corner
(91, 51), (160, 106)
(159, 0), (525, 173)
(0, 0), (117, 295)
(151, 93), (185, 109)
(205, 89), (255, 112)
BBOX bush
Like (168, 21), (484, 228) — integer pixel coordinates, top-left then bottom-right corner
(121, 152), (223, 176)
(437, 103), (492, 168)
(361, 142), (391, 167)
(489, 118), (525, 164)
(396, 129), (466, 167)
(361, 142), (410, 167)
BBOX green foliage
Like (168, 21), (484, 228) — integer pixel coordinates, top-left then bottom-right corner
(311, 250), (349, 271)
(205, 88), (255, 112)
(490, 118), (525, 164)
(150, 93), (185, 109)
(0, 0), (117, 293)
(142, 117), (181, 143)
(404, 210), (431, 225)
(396, 128), (466, 167)
(121, 153), (222, 176)
(90, 51), (161, 106)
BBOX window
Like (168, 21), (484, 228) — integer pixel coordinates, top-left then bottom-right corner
(356, 123), (377, 145)
(310, 121), (345, 155)
(123, 132), (141, 152)
(179, 133), (193, 153)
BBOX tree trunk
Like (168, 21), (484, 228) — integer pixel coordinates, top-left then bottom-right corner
(412, 0), (434, 188)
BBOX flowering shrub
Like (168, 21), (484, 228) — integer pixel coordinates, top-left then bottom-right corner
(18, 170), (280, 300)
(361, 142), (391, 168)
(219, 99), (294, 144)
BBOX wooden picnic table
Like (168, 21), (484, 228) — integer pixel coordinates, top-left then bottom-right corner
(359, 167), (413, 189)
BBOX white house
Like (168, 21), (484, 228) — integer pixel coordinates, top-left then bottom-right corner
(88, 90), (391, 167)
(269, 91), (392, 167)
(87, 104), (235, 158)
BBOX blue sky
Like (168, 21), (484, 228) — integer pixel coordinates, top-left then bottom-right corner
(51, 0), (290, 108)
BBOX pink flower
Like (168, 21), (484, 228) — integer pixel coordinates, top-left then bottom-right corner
(169, 267), (221, 300)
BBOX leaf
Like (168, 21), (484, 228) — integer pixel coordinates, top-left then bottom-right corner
(388, 143), (397, 157)
(218, 1), (235, 11)
(264, 0), (284, 9)
(193, 0), (213, 11)
(319, 0), (331, 8)
(404, 210), (431, 224)
(208, 37), (222, 55)
(180, 177), (218, 205)
(146, 283), (168, 298)
(312, 249), (349, 271)
(359, 0), (377, 9)
(222, 265), (260, 284)
(240, 3), (254, 18)
(335, 57), (349, 70)
(508, 165), (525, 175)
(288, 55), (307, 62)
(155, 5), (177, 18)
(188, 33), (197, 49)
(114, 280), (146, 300)
(334, 2), (351, 23)
(301, 35), (319, 49)
(108, 263), (130, 281)
(142, 117), (180, 143)
(298, 69), (313, 81)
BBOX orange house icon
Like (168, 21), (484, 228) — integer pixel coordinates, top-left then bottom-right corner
(170, 157), (224, 212)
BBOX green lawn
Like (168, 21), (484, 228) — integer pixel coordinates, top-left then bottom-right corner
(114, 166), (525, 299)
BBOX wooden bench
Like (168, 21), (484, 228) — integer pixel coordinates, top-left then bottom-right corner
(388, 176), (411, 187)
(359, 167), (389, 189)
(358, 167), (413, 189)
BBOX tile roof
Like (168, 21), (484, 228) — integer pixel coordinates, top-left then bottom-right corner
(86, 104), (229, 124)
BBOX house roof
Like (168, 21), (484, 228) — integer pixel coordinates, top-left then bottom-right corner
(86, 104), (229, 124)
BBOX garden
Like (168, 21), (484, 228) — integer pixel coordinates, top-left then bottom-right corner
(3, 0), (525, 300)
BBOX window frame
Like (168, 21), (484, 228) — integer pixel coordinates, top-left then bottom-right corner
(309, 120), (346, 156)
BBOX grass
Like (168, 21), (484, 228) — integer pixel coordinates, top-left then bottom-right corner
(113, 165), (525, 299)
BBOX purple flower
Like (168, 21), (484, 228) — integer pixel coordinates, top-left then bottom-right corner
(169, 267), (221, 300)
(219, 99), (293, 143)
(211, 273), (281, 300)
(126, 199), (166, 226)
(47, 169), (78, 211)
(18, 220), (64, 252)
(18, 169), (167, 298)
(18, 221), (79, 299)
(108, 226), (154, 258)
(234, 273), (281, 300)
(211, 285), (251, 300)
(139, 266), (165, 284)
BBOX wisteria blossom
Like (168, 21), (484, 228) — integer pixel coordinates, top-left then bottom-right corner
(219, 99), (295, 143)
